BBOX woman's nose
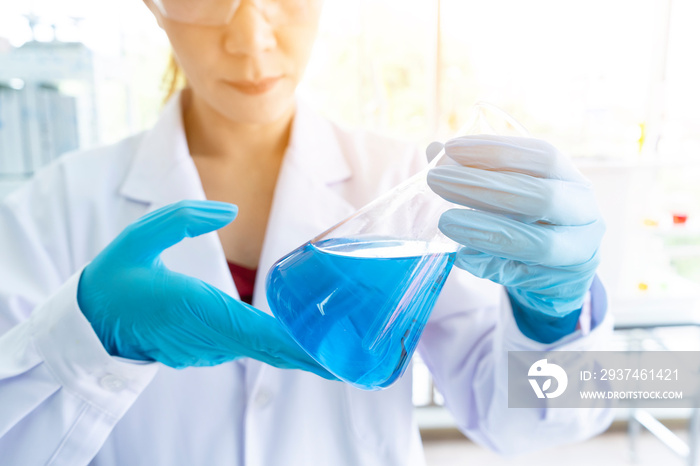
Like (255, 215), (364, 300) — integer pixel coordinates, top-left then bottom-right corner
(223, 1), (277, 56)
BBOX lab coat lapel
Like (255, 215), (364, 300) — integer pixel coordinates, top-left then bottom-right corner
(246, 99), (356, 396)
(117, 93), (238, 298)
(252, 100), (356, 313)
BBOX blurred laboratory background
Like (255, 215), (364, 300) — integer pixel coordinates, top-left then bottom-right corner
(2, 0), (700, 464)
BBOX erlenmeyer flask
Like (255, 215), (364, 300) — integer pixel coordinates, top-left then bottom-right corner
(266, 102), (528, 390)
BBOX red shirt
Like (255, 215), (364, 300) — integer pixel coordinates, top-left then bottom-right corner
(227, 262), (257, 305)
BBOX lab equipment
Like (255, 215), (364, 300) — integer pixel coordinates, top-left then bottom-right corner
(0, 40), (91, 178)
(266, 104), (520, 390)
(266, 155), (458, 389)
(267, 238), (454, 389)
(427, 135), (605, 343)
(77, 199), (334, 378)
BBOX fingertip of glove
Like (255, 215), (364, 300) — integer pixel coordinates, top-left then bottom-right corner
(444, 134), (500, 148)
(206, 200), (238, 213)
(437, 210), (462, 238)
(425, 167), (441, 189)
(426, 141), (444, 163)
(170, 199), (238, 218)
(201, 201), (239, 221)
(426, 165), (460, 192)
(439, 207), (464, 225)
(223, 203), (239, 219)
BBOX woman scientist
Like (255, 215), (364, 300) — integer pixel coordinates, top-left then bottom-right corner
(0, 0), (612, 464)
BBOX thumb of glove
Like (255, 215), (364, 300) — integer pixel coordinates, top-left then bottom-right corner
(115, 200), (238, 265)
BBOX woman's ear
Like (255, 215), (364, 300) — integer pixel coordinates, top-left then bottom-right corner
(142, 0), (165, 29)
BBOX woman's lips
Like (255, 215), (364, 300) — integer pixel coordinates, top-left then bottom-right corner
(225, 76), (282, 95)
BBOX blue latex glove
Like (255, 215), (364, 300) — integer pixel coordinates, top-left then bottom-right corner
(427, 135), (604, 343)
(77, 200), (335, 378)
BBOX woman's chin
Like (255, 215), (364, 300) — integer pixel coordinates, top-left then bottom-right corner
(212, 86), (295, 126)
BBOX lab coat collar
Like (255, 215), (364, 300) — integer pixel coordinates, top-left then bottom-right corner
(119, 93), (199, 205)
(286, 99), (351, 186)
(119, 91), (351, 205)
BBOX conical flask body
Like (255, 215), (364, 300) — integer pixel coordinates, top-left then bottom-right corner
(266, 102), (528, 390)
(266, 154), (457, 390)
(267, 238), (454, 389)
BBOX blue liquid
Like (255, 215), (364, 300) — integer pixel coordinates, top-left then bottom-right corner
(266, 238), (455, 390)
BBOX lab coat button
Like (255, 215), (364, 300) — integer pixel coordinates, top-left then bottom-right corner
(100, 374), (126, 392)
(254, 390), (272, 408)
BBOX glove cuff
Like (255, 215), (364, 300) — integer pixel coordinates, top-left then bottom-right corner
(507, 290), (582, 344)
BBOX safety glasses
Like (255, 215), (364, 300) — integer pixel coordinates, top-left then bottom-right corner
(151, 0), (312, 26)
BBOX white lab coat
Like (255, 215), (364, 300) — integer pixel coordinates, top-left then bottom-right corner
(0, 93), (613, 466)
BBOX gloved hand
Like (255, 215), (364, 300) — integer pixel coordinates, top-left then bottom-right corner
(77, 199), (335, 378)
(427, 135), (604, 343)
